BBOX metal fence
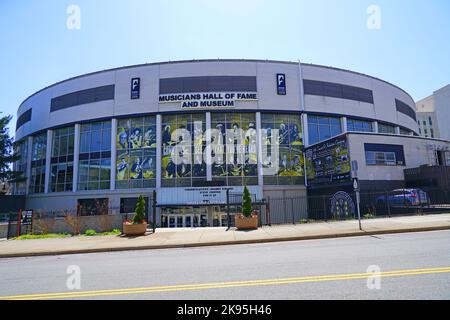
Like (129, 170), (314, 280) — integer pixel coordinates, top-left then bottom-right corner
(358, 188), (450, 218)
(256, 187), (450, 226)
(261, 197), (308, 225)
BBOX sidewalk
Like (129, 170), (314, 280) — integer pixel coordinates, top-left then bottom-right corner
(1, 214), (449, 258)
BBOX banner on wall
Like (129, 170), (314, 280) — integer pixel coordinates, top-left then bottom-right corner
(131, 78), (140, 99)
(305, 135), (351, 186)
(276, 74), (286, 95)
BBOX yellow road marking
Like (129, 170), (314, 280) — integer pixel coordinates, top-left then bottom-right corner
(1, 266), (449, 300)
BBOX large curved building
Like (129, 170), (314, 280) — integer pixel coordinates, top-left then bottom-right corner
(13, 59), (450, 227)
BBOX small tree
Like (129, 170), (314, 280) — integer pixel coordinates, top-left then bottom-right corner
(242, 186), (252, 218)
(0, 114), (24, 184)
(133, 195), (146, 224)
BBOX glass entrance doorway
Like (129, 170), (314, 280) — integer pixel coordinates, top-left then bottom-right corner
(160, 206), (236, 228)
(161, 206), (208, 228)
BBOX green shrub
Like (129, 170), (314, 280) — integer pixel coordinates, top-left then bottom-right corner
(242, 186), (252, 218)
(133, 195), (146, 224)
(14, 233), (71, 240)
(85, 229), (97, 236)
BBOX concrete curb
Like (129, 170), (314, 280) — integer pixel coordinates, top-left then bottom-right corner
(1, 225), (449, 259)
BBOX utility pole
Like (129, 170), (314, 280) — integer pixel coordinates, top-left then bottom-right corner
(152, 190), (157, 233)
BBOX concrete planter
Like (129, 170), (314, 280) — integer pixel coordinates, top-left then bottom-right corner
(123, 222), (148, 236)
(235, 214), (258, 230)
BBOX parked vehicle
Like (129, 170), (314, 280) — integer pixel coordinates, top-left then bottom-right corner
(0, 213), (9, 223)
(376, 189), (428, 207)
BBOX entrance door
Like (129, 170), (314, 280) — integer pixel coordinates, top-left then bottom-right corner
(168, 215), (176, 228)
(184, 215), (193, 228)
(165, 214), (195, 228)
(176, 215), (183, 228)
(220, 214), (228, 227)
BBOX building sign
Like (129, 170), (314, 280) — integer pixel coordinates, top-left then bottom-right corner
(131, 78), (140, 99)
(276, 74), (286, 95)
(158, 186), (262, 205)
(158, 92), (258, 109)
(21, 210), (33, 225)
(305, 135), (351, 186)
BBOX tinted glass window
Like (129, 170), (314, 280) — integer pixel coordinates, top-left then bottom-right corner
(160, 76), (257, 94)
(304, 80), (374, 104)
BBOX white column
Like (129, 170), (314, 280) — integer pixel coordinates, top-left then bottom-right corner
(341, 117), (348, 133)
(110, 119), (117, 191)
(256, 112), (264, 190)
(44, 130), (53, 194)
(395, 126), (401, 135)
(72, 124), (81, 192)
(156, 115), (162, 189)
(373, 121), (379, 133)
(302, 113), (309, 147)
(298, 60), (306, 112)
(25, 136), (33, 195)
(206, 112), (212, 181)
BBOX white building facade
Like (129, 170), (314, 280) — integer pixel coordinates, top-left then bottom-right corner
(13, 60), (450, 227)
(416, 84), (450, 141)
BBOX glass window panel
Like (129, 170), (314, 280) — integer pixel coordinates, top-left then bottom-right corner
(101, 129), (111, 151)
(78, 161), (89, 182)
(52, 136), (60, 157)
(319, 125), (332, 141)
(80, 132), (90, 153)
(91, 131), (101, 152)
(103, 121), (111, 129)
(330, 125), (342, 137)
(89, 160), (100, 181)
(68, 134), (74, 155)
(308, 124), (319, 145)
(91, 122), (102, 131)
(81, 123), (91, 132)
(329, 117), (341, 126)
(59, 135), (68, 156)
(318, 116), (329, 125)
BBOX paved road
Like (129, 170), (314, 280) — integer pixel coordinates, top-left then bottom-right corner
(0, 230), (449, 300)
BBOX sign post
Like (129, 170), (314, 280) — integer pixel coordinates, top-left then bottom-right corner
(351, 160), (362, 230)
(18, 210), (34, 236)
(226, 188), (232, 231)
(152, 190), (157, 234)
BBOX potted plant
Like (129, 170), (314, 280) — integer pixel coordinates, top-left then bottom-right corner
(123, 195), (148, 236)
(235, 186), (258, 230)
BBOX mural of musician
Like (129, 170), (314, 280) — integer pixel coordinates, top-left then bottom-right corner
(261, 114), (304, 183)
(161, 114), (206, 187)
(143, 126), (157, 148)
(211, 113), (258, 184)
(116, 153), (129, 181)
(116, 117), (156, 188)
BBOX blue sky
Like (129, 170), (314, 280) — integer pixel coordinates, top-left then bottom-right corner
(1, 0), (449, 136)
